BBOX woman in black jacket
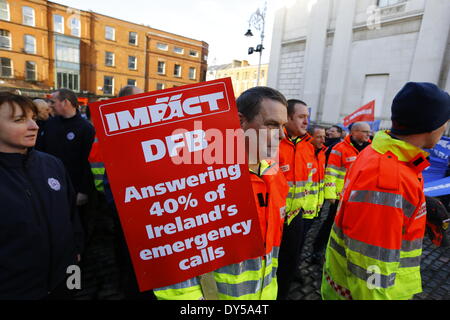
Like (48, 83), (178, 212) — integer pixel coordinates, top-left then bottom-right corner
(0, 92), (83, 300)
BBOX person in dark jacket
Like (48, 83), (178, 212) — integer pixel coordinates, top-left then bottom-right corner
(35, 89), (95, 241)
(0, 92), (83, 299)
(324, 125), (343, 163)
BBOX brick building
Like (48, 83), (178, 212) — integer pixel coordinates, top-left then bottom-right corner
(0, 0), (208, 99)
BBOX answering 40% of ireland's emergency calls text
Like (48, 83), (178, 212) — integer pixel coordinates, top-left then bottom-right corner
(149, 183), (227, 217)
(150, 193), (198, 216)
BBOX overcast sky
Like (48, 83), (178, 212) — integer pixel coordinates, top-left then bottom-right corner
(53, 0), (281, 67)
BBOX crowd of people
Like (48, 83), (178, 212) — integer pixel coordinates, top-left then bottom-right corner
(0, 80), (449, 300)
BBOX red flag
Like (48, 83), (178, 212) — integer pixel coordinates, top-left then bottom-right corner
(343, 100), (375, 127)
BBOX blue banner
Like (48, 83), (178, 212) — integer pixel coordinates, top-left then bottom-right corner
(423, 136), (450, 183)
(424, 176), (450, 197)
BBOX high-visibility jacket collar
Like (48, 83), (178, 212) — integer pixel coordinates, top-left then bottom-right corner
(283, 127), (311, 146)
(315, 145), (327, 157)
(372, 130), (430, 172)
(249, 159), (277, 176)
(342, 135), (360, 154)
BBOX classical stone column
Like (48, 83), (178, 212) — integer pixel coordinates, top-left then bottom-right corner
(321, 0), (357, 124)
(302, 0), (330, 121)
(409, 0), (450, 84)
(267, 7), (287, 88)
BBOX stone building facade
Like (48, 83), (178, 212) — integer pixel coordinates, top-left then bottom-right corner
(268, 0), (450, 127)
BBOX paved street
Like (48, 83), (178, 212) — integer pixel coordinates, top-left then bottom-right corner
(287, 202), (450, 300)
(74, 201), (450, 300)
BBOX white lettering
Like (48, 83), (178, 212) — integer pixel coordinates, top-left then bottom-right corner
(104, 91), (226, 133)
(141, 139), (166, 163)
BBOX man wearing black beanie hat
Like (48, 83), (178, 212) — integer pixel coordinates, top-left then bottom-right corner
(391, 82), (450, 147)
(322, 82), (450, 300)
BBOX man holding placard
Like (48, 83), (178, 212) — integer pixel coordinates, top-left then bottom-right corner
(89, 80), (289, 300)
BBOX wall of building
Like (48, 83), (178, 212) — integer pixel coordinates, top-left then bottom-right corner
(268, 0), (450, 127)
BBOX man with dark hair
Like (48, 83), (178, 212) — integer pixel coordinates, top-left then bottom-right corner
(36, 88), (95, 243)
(118, 85), (144, 98)
(322, 82), (449, 300)
(154, 86), (289, 300)
(324, 125), (343, 162)
(237, 86), (287, 123)
(277, 99), (317, 299)
(308, 125), (327, 220)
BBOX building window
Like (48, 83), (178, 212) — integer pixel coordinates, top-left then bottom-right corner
(128, 56), (137, 70)
(56, 45), (79, 64)
(174, 64), (182, 77)
(189, 50), (198, 57)
(0, 57), (12, 77)
(105, 26), (115, 41)
(57, 72), (79, 91)
(24, 35), (36, 54)
(127, 79), (136, 86)
(157, 43), (168, 51)
(174, 47), (184, 54)
(189, 67), (196, 80)
(156, 83), (165, 90)
(22, 6), (35, 26)
(25, 61), (36, 80)
(157, 61), (166, 74)
(103, 76), (114, 95)
(70, 18), (81, 37)
(377, 0), (404, 7)
(129, 32), (138, 46)
(105, 51), (114, 67)
(0, 0), (9, 21)
(53, 15), (64, 34)
(0, 29), (11, 49)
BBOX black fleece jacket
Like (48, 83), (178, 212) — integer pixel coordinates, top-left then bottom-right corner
(0, 150), (83, 299)
(35, 111), (95, 195)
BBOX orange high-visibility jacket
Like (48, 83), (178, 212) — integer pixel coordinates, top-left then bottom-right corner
(278, 131), (316, 224)
(324, 135), (365, 200)
(322, 131), (430, 300)
(212, 160), (289, 300)
(155, 160), (289, 300)
(311, 146), (327, 215)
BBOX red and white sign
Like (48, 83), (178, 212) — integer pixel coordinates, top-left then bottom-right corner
(89, 78), (265, 291)
(343, 100), (375, 127)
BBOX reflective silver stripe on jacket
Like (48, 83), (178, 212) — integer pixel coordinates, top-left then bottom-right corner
(216, 247), (279, 298)
(325, 171), (346, 179)
(331, 149), (342, 157)
(348, 190), (416, 217)
(332, 225), (421, 267)
(401, 238), (423, 252)
(153, 277), (200, 291)
(347, 261), (396, 289)
(326, 164), (346, 173)
(287, 181), (309, 188)
(216, 257), (262, 275)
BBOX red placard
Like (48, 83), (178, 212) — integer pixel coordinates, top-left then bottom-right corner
(343, 100), (375, 127)
(89, 78), (265, 291)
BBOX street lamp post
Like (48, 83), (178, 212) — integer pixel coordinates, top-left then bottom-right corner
(245, 1), (267, 86)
